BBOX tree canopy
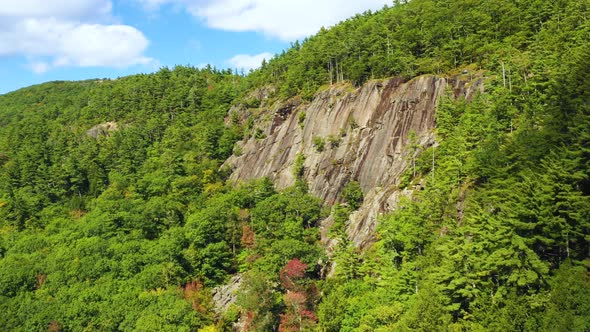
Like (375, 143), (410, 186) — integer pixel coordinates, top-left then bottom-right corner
(1, 0), (589, 330)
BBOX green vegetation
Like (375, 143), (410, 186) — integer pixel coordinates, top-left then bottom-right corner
(326, 135), (341, 149)
(297, 111), (306, 129)
(248, 0), (590, 100)
(1, 0), (589, 330)
(312, 136), (325, 152)
(0, 68), (323, 331)
(341, 181), (363, 211)
(316, 6), (590, 327)
(292, 153), (306, 180)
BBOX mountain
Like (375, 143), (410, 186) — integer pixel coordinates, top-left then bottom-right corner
(1, 0), (589, 331)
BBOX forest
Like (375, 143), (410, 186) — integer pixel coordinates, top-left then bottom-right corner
(0, 0), (589, 331)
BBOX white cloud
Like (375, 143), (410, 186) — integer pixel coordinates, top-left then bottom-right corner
(0, 0), (112, 19)
(0, 0), (153, 73)
(228, 52), (272, 71)
(136, 0), (177, 11)
(137, 0), (391, 41)
(29, 61), (50, 74)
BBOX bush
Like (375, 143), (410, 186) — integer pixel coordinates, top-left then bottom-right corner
(341, 181), (363, 210)
(292, 153), (305, 179)
(298, 111), (306, 129)
(312, 136), (325, 152)
(327, 135), (341, 148)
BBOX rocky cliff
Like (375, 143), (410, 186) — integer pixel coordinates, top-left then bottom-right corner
(224, 74), (483, 248)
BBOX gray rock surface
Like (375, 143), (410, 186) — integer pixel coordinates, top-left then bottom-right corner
(86, 121), (119, 139)
(225, 75), (483, 248)
(212, 274), (242, 315)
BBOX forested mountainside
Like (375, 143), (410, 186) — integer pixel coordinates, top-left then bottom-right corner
(1, 0), (589, 331)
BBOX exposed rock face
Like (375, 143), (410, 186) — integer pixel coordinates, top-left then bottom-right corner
(86, 121), (119, 139)
(212, 274), (242, 314)
(225, 75), (482, 248)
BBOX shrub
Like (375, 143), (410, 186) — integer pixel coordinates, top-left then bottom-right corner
(341, 181), (363, 210)
(312, 136), (325, 152)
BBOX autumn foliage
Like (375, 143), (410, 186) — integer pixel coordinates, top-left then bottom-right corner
(279, 258), (307, 290)
(277, 259), (317, 331)
(183, 280), (210, 313)
(240, 224), (256, 248)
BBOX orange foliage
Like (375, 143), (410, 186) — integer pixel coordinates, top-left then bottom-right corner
(241, 225), (256, 248)
(182, 280), (210, 313)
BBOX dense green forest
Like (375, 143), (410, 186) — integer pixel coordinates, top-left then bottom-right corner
(1, 0), (589, 331)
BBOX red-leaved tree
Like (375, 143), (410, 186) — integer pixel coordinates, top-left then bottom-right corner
(279, 258), (307, 290)
(277, 259), (317, 331)
(279, 291), (317, 331)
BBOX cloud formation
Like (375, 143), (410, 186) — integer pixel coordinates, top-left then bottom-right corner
(0, 0), (112, 19)
(227, 52), (273, 71)
(0, 0), (153, 73)
(139, 0), (391, 41)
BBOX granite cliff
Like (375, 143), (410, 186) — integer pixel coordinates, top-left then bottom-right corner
(224, 74), (483, 248)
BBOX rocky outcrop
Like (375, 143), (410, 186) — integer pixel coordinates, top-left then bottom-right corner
(86, 121), (119, 139)
(212, 274), (242, 314)
(225, 75), (483, 248)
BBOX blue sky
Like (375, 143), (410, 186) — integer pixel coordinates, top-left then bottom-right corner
(0, 0), (391, 94)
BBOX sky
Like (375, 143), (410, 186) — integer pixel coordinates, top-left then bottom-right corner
(0, 0), (391, 94)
